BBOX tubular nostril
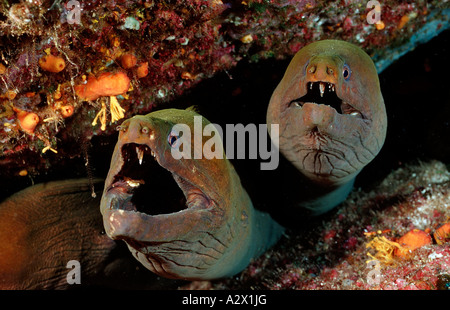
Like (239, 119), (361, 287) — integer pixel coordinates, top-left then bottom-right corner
(116, 125), (127, 132)
(141, 126), (150, 134)
(307, 65), (316, 74)
(327, 67), (334, 75)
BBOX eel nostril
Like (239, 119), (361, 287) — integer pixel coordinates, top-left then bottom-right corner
(116, 125), (127, 132)
(307, 65), (316, 74)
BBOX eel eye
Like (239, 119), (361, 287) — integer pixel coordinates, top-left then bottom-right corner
(342, 64), (351, 81)
(304, 59), (310, 74)
(168, 130), (180, 148)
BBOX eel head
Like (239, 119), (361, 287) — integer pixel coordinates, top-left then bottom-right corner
(100, 109), (245, 280)
(267, 40), (387, 186)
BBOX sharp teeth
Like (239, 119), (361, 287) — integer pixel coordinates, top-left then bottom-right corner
(332, 84), (335, 92)
(310, 83), (313, 90)
(151, 150), (155, 157)
(319, 82), (325, 97)
(136, 147), (144, 165)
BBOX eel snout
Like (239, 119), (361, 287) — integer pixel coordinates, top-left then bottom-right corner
(100, 115), (214, 244)
(288, 54), (364, 124)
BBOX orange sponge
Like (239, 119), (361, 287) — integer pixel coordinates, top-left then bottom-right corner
(121, 53), (137, 69)
(136, 62), (148, 78)
(75, 71), (130, 101)
(434, 223), (450, 245)
(39, 55), (66, 73)
(394, 229), (432, 258)
(13, 107), (39, 134)
(59, 105), (74, 118)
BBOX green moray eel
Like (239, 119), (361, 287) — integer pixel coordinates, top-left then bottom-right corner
(100, 108), (284, 280)
(267, 40), (387, 216)
(0, 179), (112, 289)
(0, 179), (176, 289)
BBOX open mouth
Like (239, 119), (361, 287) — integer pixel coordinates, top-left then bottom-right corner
(105, 143), (199, 216)
(288, 82), (363, 118)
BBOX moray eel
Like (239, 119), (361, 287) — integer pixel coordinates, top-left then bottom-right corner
(100, 108), (283, 280)
(267, 40), (387, 216)
(0, 179), (112, 289)
(0, 178), (178, 289)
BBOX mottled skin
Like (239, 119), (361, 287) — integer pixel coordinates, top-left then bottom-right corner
(267, 40), (387, 215)
(100, 108), (283, 280)
(0, 179), (176, 289)
(0, 179), (110, 289)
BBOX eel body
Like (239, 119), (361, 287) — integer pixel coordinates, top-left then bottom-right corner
(100, 108), (283, 280)
(0, 178), (177, 289)
(267, 40), (387, 215)
(0, 179), (111, 289)
(0, 179), (109, 289)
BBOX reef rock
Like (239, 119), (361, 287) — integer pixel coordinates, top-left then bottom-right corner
(0, 1), (449, 176)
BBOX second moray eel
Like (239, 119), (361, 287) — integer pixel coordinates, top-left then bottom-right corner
(100, 108), (283, 280)
(267, 40), (387, 216)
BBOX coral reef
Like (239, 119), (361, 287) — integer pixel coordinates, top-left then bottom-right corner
(0, 0), (449, 178)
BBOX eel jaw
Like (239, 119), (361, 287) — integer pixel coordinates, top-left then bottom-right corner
(101, 142), (211, 239)
(288, 81), (363, 118)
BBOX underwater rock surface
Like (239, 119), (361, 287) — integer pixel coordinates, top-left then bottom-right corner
(0, 1), (449, 178)
(187, 160), (450, 290)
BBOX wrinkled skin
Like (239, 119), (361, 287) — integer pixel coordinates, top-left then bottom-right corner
(267, 40), (387, 215)
(0, 179), (174, 289)
(100, 109), (283, 280)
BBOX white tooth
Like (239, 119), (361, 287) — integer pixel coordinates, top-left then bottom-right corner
(332, 84), (335, 92)
(126, 180), (140, 188)
(310, 83), (313, 90)
(136, 147), (144, 165)
(151, 150), (155, 157)
(319, 82), (325, 97)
